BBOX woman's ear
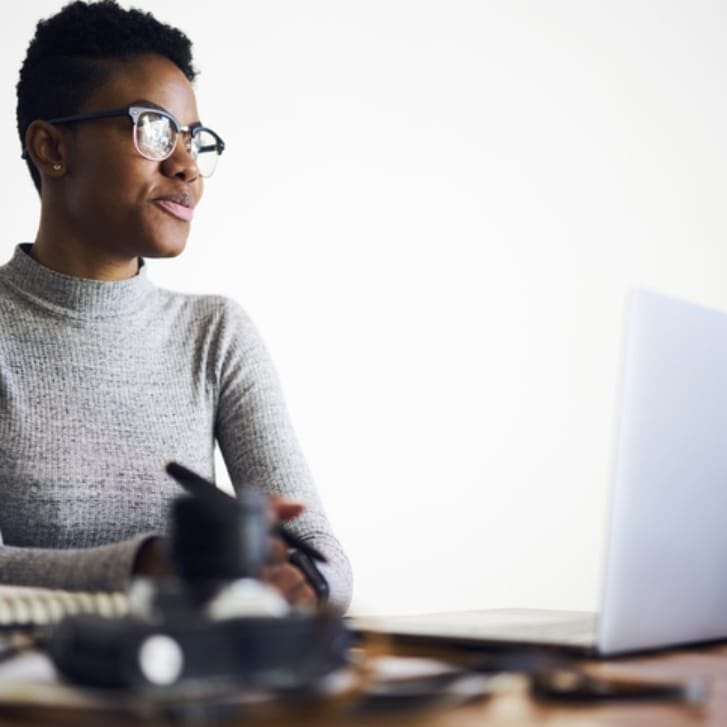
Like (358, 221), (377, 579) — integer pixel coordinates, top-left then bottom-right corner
(24, 121), (69, 177)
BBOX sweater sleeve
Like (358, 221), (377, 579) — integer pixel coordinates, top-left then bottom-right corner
(213, 300), (352, 612)
(0, 533), (153, 591)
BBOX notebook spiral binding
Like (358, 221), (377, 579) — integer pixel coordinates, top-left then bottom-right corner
(0, 587), (128, 628)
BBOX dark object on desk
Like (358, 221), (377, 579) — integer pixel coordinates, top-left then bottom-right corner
(169, 487), (269, 586)
(48, 466), (348, 690)
(50, 610), (348, 689)
(531, 665), (709, 704)
(166, 461), (328, 564)
(166, 461), (329, 604)
(350, 671), (494, 716)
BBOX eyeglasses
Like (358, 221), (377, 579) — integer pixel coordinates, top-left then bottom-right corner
(27, 105), (225, 178)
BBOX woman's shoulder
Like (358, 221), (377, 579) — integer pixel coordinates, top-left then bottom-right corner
(152, 287), (261, 342)
(154, 286), (248, 319)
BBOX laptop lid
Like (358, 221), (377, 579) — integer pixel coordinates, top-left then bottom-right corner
(597, 289), (727, 654)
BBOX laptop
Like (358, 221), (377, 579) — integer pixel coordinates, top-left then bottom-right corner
(354, 289), (727, 656)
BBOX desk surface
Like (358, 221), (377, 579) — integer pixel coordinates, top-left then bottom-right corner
(401, 642), (727, 727)
(0, 641), (725, 725)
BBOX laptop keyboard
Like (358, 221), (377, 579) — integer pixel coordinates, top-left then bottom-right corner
(354, 608), (599, 648)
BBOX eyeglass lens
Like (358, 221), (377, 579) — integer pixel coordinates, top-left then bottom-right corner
(134, 111), (221, 177)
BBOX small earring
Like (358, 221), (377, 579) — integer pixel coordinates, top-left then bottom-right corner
(52, 163), (62, 171)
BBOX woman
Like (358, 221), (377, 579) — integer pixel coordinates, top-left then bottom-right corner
(1, 0), (352, 611)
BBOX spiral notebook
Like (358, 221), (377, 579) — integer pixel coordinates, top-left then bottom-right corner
(0, 586), (128, 629)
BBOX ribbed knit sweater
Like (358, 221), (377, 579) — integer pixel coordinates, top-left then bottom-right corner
(0, 244), (351, 611)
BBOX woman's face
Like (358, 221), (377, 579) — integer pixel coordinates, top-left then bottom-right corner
(59, 53), (205, 262)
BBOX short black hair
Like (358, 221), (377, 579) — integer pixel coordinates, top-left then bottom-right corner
(17, 0), (197, 193)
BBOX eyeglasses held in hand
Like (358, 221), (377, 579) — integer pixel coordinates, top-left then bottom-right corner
(23, 105), (225, 178)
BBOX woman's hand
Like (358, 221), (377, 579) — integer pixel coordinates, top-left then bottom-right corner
(133, 536), (172, 578)
(260, 497), (317, 608)
(132, 497), (317, 608)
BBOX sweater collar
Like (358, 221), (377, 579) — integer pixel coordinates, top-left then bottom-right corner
(0, 244), (154, 318)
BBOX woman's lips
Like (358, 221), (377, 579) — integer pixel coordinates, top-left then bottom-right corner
(154, 198), (194, 222)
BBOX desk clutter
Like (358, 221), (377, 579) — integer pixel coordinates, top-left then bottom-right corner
(0, 463), (348, 693)
(0, 631), (711, 725)
(0, 462), (713, 723)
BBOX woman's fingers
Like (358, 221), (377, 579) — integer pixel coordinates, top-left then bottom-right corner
(260, 562), (317, 607)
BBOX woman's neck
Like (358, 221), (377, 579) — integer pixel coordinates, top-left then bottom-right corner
(33, 215), (139, 281)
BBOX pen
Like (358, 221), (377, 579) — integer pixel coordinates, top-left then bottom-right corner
(165, 461), (328, 564)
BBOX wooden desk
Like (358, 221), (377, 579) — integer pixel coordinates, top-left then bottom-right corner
(0, 642), (725, 725)
(379, 642), (727, 727)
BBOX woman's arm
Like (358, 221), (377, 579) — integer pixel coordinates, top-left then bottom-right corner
(0, 532), (156, 591)
(213, 300), (353, 612)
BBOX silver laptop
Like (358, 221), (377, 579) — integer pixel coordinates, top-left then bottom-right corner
(355, 289), (727, 656)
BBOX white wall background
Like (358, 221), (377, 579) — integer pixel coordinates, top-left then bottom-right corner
(3, 1), (727, 616)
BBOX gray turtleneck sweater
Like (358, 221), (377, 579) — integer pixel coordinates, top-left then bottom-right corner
(0, 244), (351, 611)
